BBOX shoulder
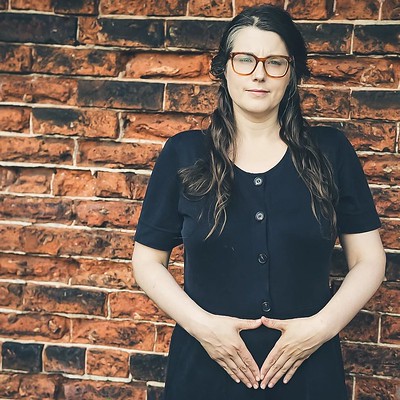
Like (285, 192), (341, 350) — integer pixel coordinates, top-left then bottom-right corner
(308, 125), (353, 165)
(163, 129), (209, 166)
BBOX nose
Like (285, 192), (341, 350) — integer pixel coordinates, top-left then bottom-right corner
(252, 60), (266, 80)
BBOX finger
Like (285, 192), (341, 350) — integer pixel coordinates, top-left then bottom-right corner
(225, 358), (254, 389)
(282, 359), (303, 384)
(261, 316), (286, 332)
(236, 343), (261, 384)
(260, 352), (288, 389)
(237, 318), (262, 331)
(218, 359), (241, 384)
(235, 353), (260, 389)
(262, 356), (295, 389)
(260, 347), (281, 380)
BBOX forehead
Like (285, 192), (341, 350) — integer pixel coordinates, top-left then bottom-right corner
(230, 26), (288, 55)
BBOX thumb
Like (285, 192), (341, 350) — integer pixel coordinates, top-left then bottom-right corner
(261, 316), (285, 331)
(238, 317), (262, 331)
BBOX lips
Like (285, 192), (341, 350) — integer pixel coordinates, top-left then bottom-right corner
(246, 89), (270, 93)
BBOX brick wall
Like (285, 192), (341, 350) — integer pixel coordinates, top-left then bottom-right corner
(0, 0), (398, 399)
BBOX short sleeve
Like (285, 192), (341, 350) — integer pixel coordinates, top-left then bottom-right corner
(335, 130), (382, 234)
(134, 137), (183, 251)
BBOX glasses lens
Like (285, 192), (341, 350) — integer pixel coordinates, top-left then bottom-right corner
(265, 56), (289, 77)
(232, 54), (257, 74)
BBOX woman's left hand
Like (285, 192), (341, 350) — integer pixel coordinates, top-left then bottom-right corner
(259, 314), (333, 389)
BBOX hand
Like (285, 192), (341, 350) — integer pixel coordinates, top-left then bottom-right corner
(259, 315), (331, 389)
(193, 314), (263, 389)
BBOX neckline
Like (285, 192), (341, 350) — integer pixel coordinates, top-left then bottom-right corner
(233, 146), (290, 176)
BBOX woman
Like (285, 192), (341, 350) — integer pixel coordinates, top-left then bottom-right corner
(132, 5), (386, 400)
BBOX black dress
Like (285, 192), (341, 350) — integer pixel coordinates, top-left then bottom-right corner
(134, 126), (381, 400)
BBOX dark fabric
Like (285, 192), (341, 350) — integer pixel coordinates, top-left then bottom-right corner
(134, 126), (381, 400)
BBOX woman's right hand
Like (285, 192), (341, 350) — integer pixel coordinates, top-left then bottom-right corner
(192, 314), (262, 389)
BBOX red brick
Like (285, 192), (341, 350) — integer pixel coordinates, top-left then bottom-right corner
(31, 46), (119, 77)
(0, 106), (30, 133)
(382, 0), (400, 19)
(0, 312), (70, 341)
(0, 373), (20, 398)
(71, 318), (155, 349)
(351, 90), (399, 120)
(373, 187), (400, 218)
(339, 311), (379, 342)
(333, 0), (380, 19)
(165, 83), (218, 114)
(15, 373), (59, 399)
(0, 167), (52, 194)
(342, 342), (400, 376)
(353, 25), (400, 54)
(0, 44), (31, 73)
(0, 195), (73, 224)
(86, 348), (129, 377)
(0, 283), (24, 309)
(122, 112), (207, 141)
(62, 378), (147, 400)
(22, 284), (107, 316)
(155, 324), (174, 353)
(0, 0), (7, 9)
(124, 52), (212, 81)
(0, 224), (134, 259)
(380, 220), (400, 250)
(189, 0), (232, 17)
(300, 88), (350, 118)
(354, 375), (400, 398)
(381, 314), (400, 345)
(235, 0), (284, 14)
(10, 0), (52, 11)
(77, 140), (161, 169)
(75, 199), (140, 228)
(78, 17), (164, 48)
(307, 56), (399, 88)
(71, 259), (136, 289)
(33, 107), (119, 138)
(286, 0), (333, 19)
(53, 169), (97, 197)
(95, 171), (149, 200)
(100, 0), (188, 16)
(168, 264), (184, 287)
(0, 254), (78, 283)
(321, 120), (396, 152)
(361, 153), (400, 185)
(109, 292), (173, 323)
(53, 169), (149, 200)
(0, 75), (78, 105)
(0, 136), (74, 165)
(363, 282), (400, 313)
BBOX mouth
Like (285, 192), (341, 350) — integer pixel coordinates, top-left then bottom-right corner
(246, 89), (270, 93)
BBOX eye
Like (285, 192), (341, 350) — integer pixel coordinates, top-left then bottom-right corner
(236, 55), (255, 63)
(267, 58), (284, 66)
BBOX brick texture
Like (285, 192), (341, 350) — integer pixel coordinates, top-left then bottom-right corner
(0, 1), (397, 399)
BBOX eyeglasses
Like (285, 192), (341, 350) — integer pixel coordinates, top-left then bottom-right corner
(229, 52), (293, 78)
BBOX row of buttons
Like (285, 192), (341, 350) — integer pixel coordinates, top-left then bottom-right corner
(253, 175), (271, 314)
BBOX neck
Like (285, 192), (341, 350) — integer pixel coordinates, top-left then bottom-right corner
(233, 108), (281, 143)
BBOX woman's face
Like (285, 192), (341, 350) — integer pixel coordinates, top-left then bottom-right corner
(224, 26), (291, 121)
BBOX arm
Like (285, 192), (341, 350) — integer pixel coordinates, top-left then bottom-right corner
(314, 228), (386, 338)
(131, 241), (263, 388)
(258, 228), (386, 389)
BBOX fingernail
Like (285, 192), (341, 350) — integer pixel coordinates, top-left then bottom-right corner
(256, 376), (260, 381)
(268, 383), (274, 388)
(261, 384), (266, 390)
(247, 383), (252, 388)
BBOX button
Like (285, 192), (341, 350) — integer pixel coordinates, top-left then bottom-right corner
(255, 211), (265, 221)
(254, 176), (263, 186)
(258, 253), (268, 264)
(261, 301), (271, 313)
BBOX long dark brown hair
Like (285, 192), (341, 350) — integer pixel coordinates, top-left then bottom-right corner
(178, 5), (339, 242)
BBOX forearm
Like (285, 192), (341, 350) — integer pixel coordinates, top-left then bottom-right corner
(133, 261), (211, 337)
(315, 260), (385, 340)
